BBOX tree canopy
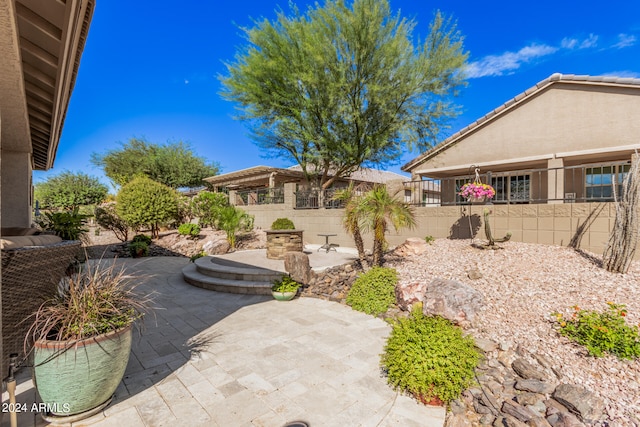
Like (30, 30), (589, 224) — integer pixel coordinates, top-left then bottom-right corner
(91, 138), (220, 189)
(220, 0), (467, 189)
(116, 176), (179, 238)
(34, 171), (108, 210)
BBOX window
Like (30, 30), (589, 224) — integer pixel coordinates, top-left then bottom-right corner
(491, 175), (530, 203)
(585, 164), (630, 200)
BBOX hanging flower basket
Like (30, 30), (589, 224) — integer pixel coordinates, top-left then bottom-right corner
(459, 182), (495, 203)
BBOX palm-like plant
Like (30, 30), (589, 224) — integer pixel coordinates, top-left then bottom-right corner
(213, 205), (254, 249)
(333, 184), (369, 269)
(358, 184), (416, 266)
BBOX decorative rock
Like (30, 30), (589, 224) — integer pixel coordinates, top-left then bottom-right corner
(422, 278), (485, 327)
(395, 281), (425, 311)
(515, 379), (556, 394)
(467, 267), (483, 280)
(512, 358), (547, 381)
(546, 411), (585, 427)
(552, 384), (604, 424)
(527, 416), (553, 427)
(449, 399), (466, 415)
(394, 237), (430, 256)
(446, 413), (473, 427)
(284, 251), (311, 284)
(514, 392), (544, 406)
(479, 414), (495, 425)
(476, 338), (499, 353)
(202, 238), (230, 255)
(502, 400), (534, 423)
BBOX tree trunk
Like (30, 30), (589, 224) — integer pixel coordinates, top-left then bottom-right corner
(352, 224), (368, 270)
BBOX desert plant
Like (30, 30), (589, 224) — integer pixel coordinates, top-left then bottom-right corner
(346, 267), (397, 316)
(26, 261), (149, 343)
(424, 235), (435, 245)
(270, 218), (295, 230)
(37, 207), (90, 244)
(381, 308), (481, 404)
(481, 208), (511, 248)
(333, 183), (370, 269)
(552, 303), (640, 359)
(95, 202), (130, 242)
(603, 158), (640, 274)
(116, 176), (179, 238)
(191, 191), (229, 228)
(189, 250), (207, 262)
(214, 205), (254, 249)
(357, 185), (416, 266)
(271, 276), (301, 293)
(178, 223), (201, 239)
(128, 241), (149, 258)
(132, 234), (152, 245)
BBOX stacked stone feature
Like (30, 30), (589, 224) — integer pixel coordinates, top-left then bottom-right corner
(446, 339), (606, 427)
(265, 230), (303, 259)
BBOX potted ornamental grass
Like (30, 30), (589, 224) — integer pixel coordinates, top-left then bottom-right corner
(458, 182), (495, 203)
(25, 259), (150, 421)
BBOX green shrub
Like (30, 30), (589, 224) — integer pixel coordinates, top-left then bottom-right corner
(271, 218), (295, 230)
(128, 241), (149, 258)
(37, 207), (90, 243)
(116, 176), (179, 238)
(95, 202), (130, 242)
(132, 234), (152, 245)
(271, 276), (301, 293)
(381, 309), (481, 404)
(189, 250), (207, 263)
(191, 191), (229, 228)
(424, 235), (434, 245)
(178, 223), (201, 239)
(346, 267), (397, 316)
(553, 303), (640, 359)
(214, 206), (253, 249)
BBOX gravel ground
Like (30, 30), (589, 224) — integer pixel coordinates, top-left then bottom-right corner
(387, 239), (640, 426)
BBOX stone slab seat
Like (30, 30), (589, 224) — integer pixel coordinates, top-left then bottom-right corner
(181, 256), (285, 295)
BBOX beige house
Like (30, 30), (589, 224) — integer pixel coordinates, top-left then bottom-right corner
(204, 165), (409, 208)
(403, 74), (640, 205)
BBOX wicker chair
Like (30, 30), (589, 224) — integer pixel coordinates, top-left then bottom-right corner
(1, 239), (81, 378)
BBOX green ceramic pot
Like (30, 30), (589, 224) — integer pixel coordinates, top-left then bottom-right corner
(271, 290), (297, 301)
(33, 325), (132, 417)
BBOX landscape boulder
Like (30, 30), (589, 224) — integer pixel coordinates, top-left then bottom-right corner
(284, 251), (312, 285)
(202, 238), (230, 255)
(422, 278), (485, 327)
(394, 237), (430, 256)
(395, 281), (426, 311)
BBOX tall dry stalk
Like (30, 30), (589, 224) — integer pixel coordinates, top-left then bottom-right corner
(603, 157), (640, 273)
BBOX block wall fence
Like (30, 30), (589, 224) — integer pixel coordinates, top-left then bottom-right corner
(239, 199), (636, 259)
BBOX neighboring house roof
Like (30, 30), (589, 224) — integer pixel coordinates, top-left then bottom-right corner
(286, 165), (408, 184)
(0, 0), (95, 170)
(402, 73), (640, 173)
(203, 165), (408, 188)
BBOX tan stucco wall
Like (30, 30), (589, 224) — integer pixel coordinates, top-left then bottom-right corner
(0, 150), (32, 228)
(238, 201), (635, 259)
(415, 84), (640, 175)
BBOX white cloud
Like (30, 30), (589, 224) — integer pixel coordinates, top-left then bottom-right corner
(613, 33), (637, 49)
(465, 43), (558, 78)
(184, 79), (190, 84)
(561, 34), (598, 49)
(601, 70), (640, 78)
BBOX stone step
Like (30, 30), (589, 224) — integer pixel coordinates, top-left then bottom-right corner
(193, 256), (284, 282)
(182, 264), (280, 295)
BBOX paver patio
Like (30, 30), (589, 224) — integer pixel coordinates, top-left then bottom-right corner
(3, 256), (445, 427)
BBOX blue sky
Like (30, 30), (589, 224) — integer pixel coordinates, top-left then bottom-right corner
(35, 0), (640, 189)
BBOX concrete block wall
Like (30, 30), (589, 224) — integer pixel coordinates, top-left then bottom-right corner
(238, 201), (634, 259)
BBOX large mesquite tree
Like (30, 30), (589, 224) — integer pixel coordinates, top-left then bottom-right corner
(221, 0), (467, 189)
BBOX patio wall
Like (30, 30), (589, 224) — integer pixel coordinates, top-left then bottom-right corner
(241, 201), (633, 259)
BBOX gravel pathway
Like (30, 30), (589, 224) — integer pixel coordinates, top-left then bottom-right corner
(387, 239), (640, 426)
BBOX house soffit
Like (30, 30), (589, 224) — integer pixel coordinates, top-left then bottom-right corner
(12, 0), (94, 170)
(402, 73), (640, 173)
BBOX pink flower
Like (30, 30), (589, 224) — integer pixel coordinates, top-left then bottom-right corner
(458, 182), (495, 200)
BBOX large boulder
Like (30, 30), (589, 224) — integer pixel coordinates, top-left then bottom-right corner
(284, 251), (311, 285)
(202, 238), (230, 255)
(395, 281), (426, 311)
(552, 384), (604, 424)
(422, 278), (485, 328)
(394, 237), (430, 256)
